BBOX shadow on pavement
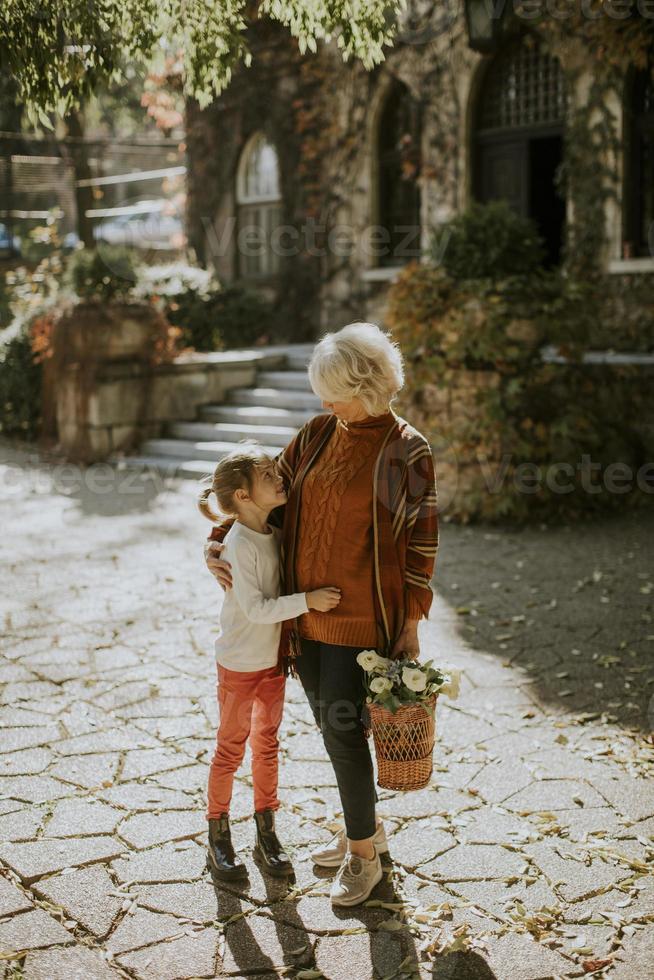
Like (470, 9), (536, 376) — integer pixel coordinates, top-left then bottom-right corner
(436, 507), (654, 731)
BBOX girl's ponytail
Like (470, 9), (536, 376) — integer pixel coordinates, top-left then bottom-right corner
(197, 486), (221, 523)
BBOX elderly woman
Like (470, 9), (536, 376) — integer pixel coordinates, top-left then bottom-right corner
(205, 322), (438, 906)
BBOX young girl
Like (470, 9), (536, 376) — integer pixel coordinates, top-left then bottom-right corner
(198, 444), (341, 879)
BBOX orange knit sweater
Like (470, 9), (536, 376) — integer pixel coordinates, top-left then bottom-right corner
(295, 410), (403, 647)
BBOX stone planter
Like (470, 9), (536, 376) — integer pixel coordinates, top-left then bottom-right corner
(49, 302), (171, 463)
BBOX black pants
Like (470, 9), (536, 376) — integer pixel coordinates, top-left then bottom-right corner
(294, 638), (378, 841)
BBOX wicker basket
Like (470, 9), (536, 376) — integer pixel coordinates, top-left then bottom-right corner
(367, 695), (437, 791)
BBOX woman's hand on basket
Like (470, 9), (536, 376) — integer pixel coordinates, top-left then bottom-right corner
(391, 619), (420, 659)
(204, 540), (233, 591)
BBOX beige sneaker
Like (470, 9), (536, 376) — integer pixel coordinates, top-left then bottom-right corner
(311, 821), (388, 868)
(330, 850), (383, 907)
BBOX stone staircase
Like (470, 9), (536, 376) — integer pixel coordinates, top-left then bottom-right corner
(111, 344), (321, 480)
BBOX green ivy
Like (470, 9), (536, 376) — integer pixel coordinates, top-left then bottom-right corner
(387, 262), (652, 524)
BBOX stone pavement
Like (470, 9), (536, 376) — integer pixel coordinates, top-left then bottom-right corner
(0, 440), (652, 980)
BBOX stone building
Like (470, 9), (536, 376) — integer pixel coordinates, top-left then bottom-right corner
(185, 4), (654, 339)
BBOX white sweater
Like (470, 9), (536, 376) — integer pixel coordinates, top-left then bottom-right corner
(214, 520), (309, 672)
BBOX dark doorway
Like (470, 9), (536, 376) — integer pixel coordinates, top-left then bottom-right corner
(474, 37), (568, 267)
(528, 134), (564, 266)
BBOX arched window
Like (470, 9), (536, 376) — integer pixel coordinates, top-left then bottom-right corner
(625, 69), (654, 258)
(377, 81), (421, 267)
(236, 133), (282, 278)
(474, 36), (568, 266)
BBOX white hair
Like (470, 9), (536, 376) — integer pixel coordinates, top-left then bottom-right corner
(308, 322), (405, 416)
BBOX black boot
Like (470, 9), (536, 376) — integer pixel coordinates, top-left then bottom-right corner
(253, 809), (293, 877)
(207, 815), (247, 880)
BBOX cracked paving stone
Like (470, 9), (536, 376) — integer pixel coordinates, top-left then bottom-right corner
(151, 764), (208, 793)
(468, 759), (534, 804)
(0, 876), (34, 916)
(111, 840), (207, 884)
(138, 880), (253, 921)
(545, 806), (626, 841)
(0, 747), (53, 776)
(117, 696), (200, 720)
(481, 931), (572, 980)
(21, 945), (118, 980)
(106, 907), (187, 954)
(53, 728), (159, 756)
(1, 680), (61, 703)
(0, 835), (123, 884)
(44, 798), (122, 837)
(99, 783), (196, 811)
(606, 928), (654, 979)
(523, 841), (631, 902)
(0, 908), (73, 953)
(0, 806), (46, 842)
(503, 778), (607, 812)
(593, 775), (654, 823)
(457, 808), (534, 845)
(222, 912), (314, 973)
(420, 843), (529, 882)
(277, 760), (337, 787)
(314, 931), (406, 980)
(377, 785), (479, 820)
(261, 894), (391, 934)
(388, 820), (456, 868)
(1, 726), (61, 753)
(117, 928), (220, 979)
(117, 809), (206, 849)
(438, 709), (499, 748)
(448, 877), (558, 916)
(134, 714), (209, 740)
(0, 774), (70, 805)
(284, 730), (327, 761)
(119, 747), (197, 782)
(0, 663), (34, 683)
(48, 752), (121, 790)
(32, 865), (123, 938)
(0, 706), (52, 727)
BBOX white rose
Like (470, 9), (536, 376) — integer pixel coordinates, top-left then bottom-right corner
(370, 676), (393, 694)
(439, 667), (461, 700)
(357, 649), (392, 673)
(356, 650), (380, 672)
(402, 666), (427, 692)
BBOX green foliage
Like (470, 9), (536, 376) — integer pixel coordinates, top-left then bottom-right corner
(66, 247), (138, 302)
(432, 201), (546, 281)
(387, 261), (652, 524)
(0, 328), (42, 439)
(165, 281), (278, 351)
(0, 0), (401, 117)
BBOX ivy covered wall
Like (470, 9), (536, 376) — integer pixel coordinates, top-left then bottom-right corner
(185, 12), (652, 340)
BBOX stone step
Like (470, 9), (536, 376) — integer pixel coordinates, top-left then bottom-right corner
(141, 438), (284, 463)
(199, 404), (318, 428)
(257, 370), (312, 391)
(168, 420), (299, 444)
(227, 387), (322, 410)
(111, 455), (214, 480)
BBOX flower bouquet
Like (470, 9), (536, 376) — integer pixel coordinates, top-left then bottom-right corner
(357, 650), (461, 791)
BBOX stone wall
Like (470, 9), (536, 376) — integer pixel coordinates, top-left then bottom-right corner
(52, 303), (285, 462)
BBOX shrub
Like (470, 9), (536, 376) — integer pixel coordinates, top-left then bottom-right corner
(66, 246), (138, 302)
(0, 328), (42, 439)
(165, 281), (277, 351)
(387, 261), (651, 524)
(432, 200), (545, 281)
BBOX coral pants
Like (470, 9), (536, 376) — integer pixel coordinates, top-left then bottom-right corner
(207, 663), (285, 818)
